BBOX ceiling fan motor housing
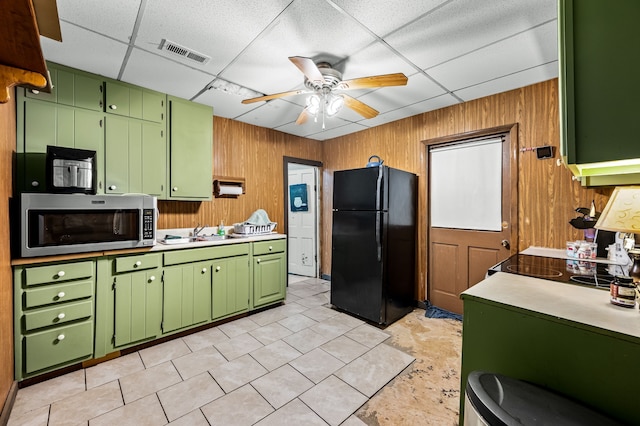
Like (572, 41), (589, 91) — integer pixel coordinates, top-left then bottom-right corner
(304, 62), (342, 91)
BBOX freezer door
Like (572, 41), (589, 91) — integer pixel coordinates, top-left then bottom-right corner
(333, 167), (387, 211)
(330, 210), (385, 323)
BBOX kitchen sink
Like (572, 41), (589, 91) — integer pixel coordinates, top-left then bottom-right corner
(195, 234), (227, 241)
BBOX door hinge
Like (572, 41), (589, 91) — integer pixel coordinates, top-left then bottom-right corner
(111, 335), (115, 343)
(112, 279), (116, 290)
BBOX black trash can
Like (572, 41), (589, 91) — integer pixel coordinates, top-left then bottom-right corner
(464, 371), (621, 425)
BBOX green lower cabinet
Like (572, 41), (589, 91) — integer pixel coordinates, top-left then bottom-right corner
(113, 270), (162, 347)
(163, 262), (212, 333)
(212, 256), (250, 320)
(253, 252), (286, 308)
(25, 321), (94, 374)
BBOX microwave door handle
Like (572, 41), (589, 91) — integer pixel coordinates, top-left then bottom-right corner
(113, 211), (121, 235)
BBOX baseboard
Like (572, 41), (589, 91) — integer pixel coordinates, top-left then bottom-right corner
(0, 381), (18, 426)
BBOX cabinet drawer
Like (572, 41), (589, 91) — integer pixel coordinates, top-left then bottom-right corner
(24, 300), (93, 331)
(24, 261), (94, 286)
(24, 320), (93, 374)
(115, 253), (161, 273)
(163, 244), (249, 265)
(253, 240), (286, 256)
(24, 279), (94, 309)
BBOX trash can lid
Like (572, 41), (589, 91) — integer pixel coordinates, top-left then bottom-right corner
(465, 371), (621, 426)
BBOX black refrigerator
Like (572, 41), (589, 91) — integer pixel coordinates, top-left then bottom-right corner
(330, 165), (417, 325)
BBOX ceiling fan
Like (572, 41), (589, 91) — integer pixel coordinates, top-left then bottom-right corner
(241, 56), (408, 126)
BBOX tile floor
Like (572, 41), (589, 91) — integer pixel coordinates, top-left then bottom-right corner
(8, 275), (415, 426)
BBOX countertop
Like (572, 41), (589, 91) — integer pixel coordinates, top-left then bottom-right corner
(461, 272), (640, 341)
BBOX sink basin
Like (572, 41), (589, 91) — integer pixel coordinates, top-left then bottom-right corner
(195, 234), (227, 241)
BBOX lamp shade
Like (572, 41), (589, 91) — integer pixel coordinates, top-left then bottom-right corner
(594, 186), (640, 233)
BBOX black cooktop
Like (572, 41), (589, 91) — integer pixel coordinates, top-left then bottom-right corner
(488, 254), (629, 290)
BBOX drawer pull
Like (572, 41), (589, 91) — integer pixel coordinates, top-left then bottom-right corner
(57, 313), (66, 320)
(149, 276), (156, 282)
(215, 266), (221, 272)
(57, 292), (65, 299)
(135, 261), (142, 267)
(57, 271), (65, 277)
(202, 268), (208, 273)
(256, 259), (261, 264)
(57, 334), (65, 341)
(269, 246), (273, 251)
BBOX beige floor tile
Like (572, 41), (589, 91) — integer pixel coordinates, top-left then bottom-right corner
(301, 305), (340, 322)
(250, 340), (301, 371)
(214, 332), (263, 360)
(310, 316), (358, 339)
(201, 384), (274, 426)
(289, 348), (345, 383)
(342, 415), (368, 426)
(157, 372), (224, 421)
(85, 353), (145, 389)
(277, 313), (318, 332)
(295, 293), (330, 308)
(210, 354), (268, 393)
(345, 323), (390, 348)
(218, 316), (260, 338)
(254, 398), (328, 426)
(171, 346), (227, 379)
(167, 409), (209, 426)
(89, 394), (167, 426)
(138, 338), (192, 368)
(284, 293), (302, 302)
(7, 404), (49, 426)
(251, 365), (314, 409)
(287, 274), (309, 284)
(120, 361), (182, 404)
(249, 322), (293, 345)
(286, 287), (323, 298)
(275, 302), (309, 317)
(334, 343), (414, 397)
(282, 327), (331, 353)
(182, 327), (229, 352)
(11, 370), (85, 417)
(49, 380), (122, 426)
(321, 335), (370, 363)
(300, 376), (368, 426)
(250, 308), (289, 326)
(331, 312), (366, 329)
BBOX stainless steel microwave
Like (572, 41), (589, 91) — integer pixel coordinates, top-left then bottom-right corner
(19, 193), (157, 257)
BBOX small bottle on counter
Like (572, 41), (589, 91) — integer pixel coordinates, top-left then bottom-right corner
(610, 276), (637, 308)
(218, 220), (225, 236)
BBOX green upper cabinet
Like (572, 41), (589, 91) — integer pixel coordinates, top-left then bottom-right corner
(559, 0), (640, 185)
(167, 96), (213, 200)
(26, 63), (103, 112)
(105, 81), (165, 123)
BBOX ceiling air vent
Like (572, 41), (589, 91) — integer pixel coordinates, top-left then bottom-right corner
(159, 39), (211, 65)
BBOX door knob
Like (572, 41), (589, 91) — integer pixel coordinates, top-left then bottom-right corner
(501, 239), (510, 249)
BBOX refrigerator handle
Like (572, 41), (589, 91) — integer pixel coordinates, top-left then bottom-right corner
(376, 211), (382, 262)
(375, 165), (383, 211)
(375, 166), (383, 262)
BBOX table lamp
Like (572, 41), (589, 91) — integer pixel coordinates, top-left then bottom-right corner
(594, 186), (640, 282)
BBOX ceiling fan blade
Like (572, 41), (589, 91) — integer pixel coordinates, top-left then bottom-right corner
(289, 56), (325, 86)
(338, 73), (408, 90)
(343, 95), (378, 119)
(296, 108), (312, 125)
(241, 89), (307, 104)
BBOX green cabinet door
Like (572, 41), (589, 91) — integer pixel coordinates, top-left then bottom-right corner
(105, 81), (131, 118)
(113, 270), (162, 347)
(55, 68), (103, 112)
(25, 66), (57, 102)
(168, 96), (212, 200)
(163, 262), (212, 333)
(212, 256), (250, 320)
(73, 109), (105, 193)
(253, 252), (286, 308)
(141, 122), (166, 197)
(142, 91), (165, 123)
(104, 115), (130, 194)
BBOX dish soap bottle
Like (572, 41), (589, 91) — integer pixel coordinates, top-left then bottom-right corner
(218, 220), (225, 236)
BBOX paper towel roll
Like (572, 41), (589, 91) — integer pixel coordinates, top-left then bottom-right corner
(218, 185), (243, 196)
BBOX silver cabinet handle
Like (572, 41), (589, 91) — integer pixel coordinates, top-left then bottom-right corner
(215, 266), (221, 271)
(31, 180), (39, 187)
(109, 104), (117, 110)
(57, 334), (65, 341)
(57, 313), (65, 319)
(57, 291), (65, 298)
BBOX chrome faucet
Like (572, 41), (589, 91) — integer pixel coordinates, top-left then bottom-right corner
(193, 223), (207, 237)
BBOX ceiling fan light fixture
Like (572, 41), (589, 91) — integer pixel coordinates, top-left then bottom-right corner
(306, 94), (321, 115)
(326, 94), (344, 117)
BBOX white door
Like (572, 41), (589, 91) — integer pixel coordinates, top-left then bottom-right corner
(288, 165), (318, 277)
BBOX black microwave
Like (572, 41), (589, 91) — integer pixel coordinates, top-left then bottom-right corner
(18, 193), (157, 257)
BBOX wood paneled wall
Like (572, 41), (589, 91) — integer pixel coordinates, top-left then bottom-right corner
(321, 79), (611, 301)
(0, 93), (16, 412)
(157, 117), (323, 233)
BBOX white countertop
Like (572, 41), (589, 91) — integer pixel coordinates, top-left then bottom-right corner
(462, 272), (640, 341)
(151, 227), (286, 251)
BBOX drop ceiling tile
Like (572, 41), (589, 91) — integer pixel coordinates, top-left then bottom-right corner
(386, 0), (557, 69)
(427, 21), (558, 91)
(276, 115), (353, 138)
(56, 0), (141, 42)
(194, 88), (261, 119)
(41, 22), (129, 78)
(454, 62), (558, 101)
(121, 49), (214, 100)
(305, 122), (370, 140)
(135, 0), (291, 75)
(360, 93), (460, 128)
(220, 0), (378, 95)
(355, 73), (446, 113)
(234, 101), (306, 128)
(335, 42), (417, 85)
(332, 0), (448, 37)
